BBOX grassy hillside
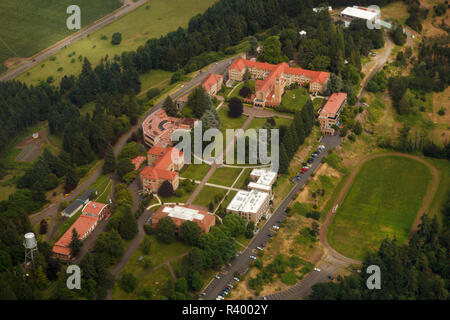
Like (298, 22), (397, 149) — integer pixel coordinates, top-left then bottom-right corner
(0, 0), (122, 73)
(16, 0), (217, 85)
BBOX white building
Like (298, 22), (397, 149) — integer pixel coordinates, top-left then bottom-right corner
(340, 6), (380, 27)
(249, 168), (277, 192)
(227, 189), (271, 223)
(313, 6), (332, 13)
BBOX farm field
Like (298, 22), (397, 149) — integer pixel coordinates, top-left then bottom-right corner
(0, 0), (122, 74)
(327, 156), (432, 260)
(16, 0), (217, 85)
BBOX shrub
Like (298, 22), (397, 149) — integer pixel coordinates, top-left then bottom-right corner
(111, 32), (122, 45)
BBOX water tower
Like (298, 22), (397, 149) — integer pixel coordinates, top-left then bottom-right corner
(24, 232), (38, 266)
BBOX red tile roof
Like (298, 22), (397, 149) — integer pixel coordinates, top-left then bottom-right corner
(131, 155), (146, 170)
(82, 201), (108, 217)
(153, 204), (215, 233)
(202, 73), (223, 93)
(141, 147), (183, 182)
(52, 215), (98, 257)
(320, 92), (347, 115)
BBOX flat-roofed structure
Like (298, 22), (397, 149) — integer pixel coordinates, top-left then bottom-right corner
(318, 92), (347, 135)
(227, 189), (271, 223)
(340, 6), (380, 27)
(151, 204), (216, 233)
(61, 188), (96, 218)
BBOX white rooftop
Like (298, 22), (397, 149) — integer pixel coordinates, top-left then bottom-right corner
(163, 205), (205, 221)
(341, 6), (378, 20)
(227, 189), (270, 214)
(250, 168), (277, 187)
(248, 182), (271, 192)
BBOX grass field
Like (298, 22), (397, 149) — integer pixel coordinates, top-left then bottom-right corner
(327, 156), (432, 260)
(16, 0), (217, 85)
(193, 185), (227, 210)
(0, 0), (122, 73)
(180, 163), (211, 181)
(208, 166), (242, 187)
(218, 107), (248, 133)
(280, 88), (310, 112)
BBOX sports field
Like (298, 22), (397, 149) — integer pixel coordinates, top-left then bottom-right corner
(327, 156), (432, 260)
(0, 0), (122, 73)
(15, 0), (217, 85)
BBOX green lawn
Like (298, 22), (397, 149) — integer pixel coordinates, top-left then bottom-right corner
(280, 88), (311, 112)
(218, 106), (248, 133)
(208, 167), (242, 187)
(180, 164), (211, 181)
(192, 186), (227, 210)
(16, 0), (217, 85)
(327, 156), (432, 260)
(120, 235), (191, 276)
(234, 168), (251, 189)
(0, 0), (122, 73)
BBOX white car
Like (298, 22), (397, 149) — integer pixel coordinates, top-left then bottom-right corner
(216, 295), (224, 300)
(273, 225), (280, 230)
(233, 277), (240, 282)
(256, 246), (263, 251)
(250, 255), (257, 260)
(215, 274), (221, 279)
(314, 267), (321, 272)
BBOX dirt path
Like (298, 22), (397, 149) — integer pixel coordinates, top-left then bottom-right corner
(320, 152), (440, 263)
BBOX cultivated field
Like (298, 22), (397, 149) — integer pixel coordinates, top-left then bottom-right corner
(0, 0), (122, 74)
(15, 0), (217, 85)
(327, 155), (432, 260)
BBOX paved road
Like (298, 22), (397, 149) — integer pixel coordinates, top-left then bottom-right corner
(357, 35), (393, 101)
(0, 0), (150, 81)
(201, 134), (341, 300)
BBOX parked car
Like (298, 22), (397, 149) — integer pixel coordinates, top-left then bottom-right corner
(313, 267), (321, 272)
(272, 225), (280, 230)
(200, 292), (206, 296)
(215, 274), (221, 279)
(250, 255), (257, 260)
(295, 175), (301, 181)
(328, 275), (334, 280)
(256, 246), (263, 251)
(267, 234), (273, 237)
(307, 158), (314, 164)
(318, 145), (325, 150)
(216, 296), (223, 300)
(233, 277), (240, 282)
(302, 166), (310, 172)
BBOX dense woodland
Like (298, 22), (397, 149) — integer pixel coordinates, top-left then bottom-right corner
(310, 193), (450, 299)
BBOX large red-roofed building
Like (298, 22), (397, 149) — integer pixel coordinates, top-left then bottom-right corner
(142, 108), (197, 148)
(52, 201), (110, 260)
(228, 58), (330, 107)
(151, 204), (216, 233)
(318, 92), (347, 135)
(140, 146), (184, 194)
(202, 73), (223, 96)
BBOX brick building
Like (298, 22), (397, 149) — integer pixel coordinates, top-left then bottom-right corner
(140, 146), (184, 194)
(318, 92), (347, 135)
(228, 58), (330, 107)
